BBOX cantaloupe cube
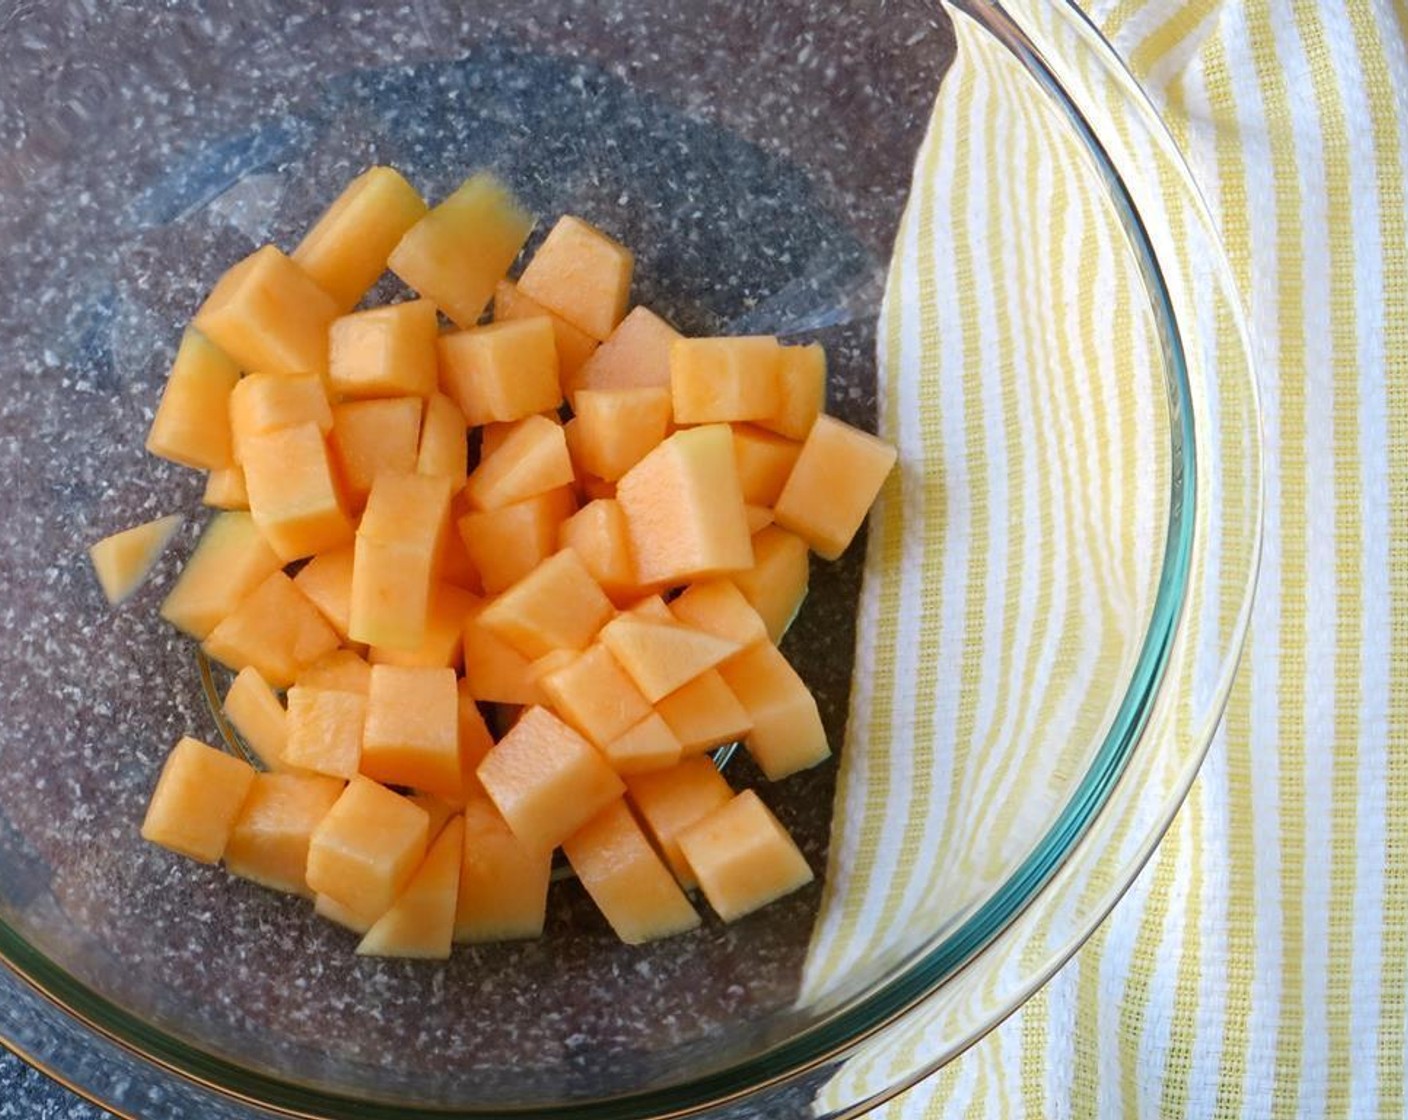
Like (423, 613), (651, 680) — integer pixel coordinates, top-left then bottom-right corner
(455, 795), (551, 942)
(493, 279), (599, 380)
(89, 514), (182, 606)
(526, 649), (579, 688)
(357, 815), (463, 959)
(315, 890), (382, 935)
(597, 616), (741, 703)
(141, 737), (256, 864)
(350, 472), (453, 649)
(717, 643), (829, 779)
(193, 245), (339, 377)
(745, 505), (774, 534)
(242, 422), (354, 563)
(774, 414), (898, 560)
(283, 686), (366, 779)
(517, 215), (632, 341)
(293, 545), (357, 642)
(222, 666), (290, 771)
(557, 499), (636, 603)
(370, 582), (478, 670)
(580, 474), (617, 502)
(417, 392), (468, 492)
(757, 343), (825, 440)
(293, 166), (429, 312)
(732, 525), (809, 642)
(568, 305), (680, 402)
(654, 669), (753, 755)
(601, 713), (682, 775)
(327, 299), (439, 399)
(146, 329), (240, 470)
(455, 681), (495, 802)
(160, 512), (282, 639)
(306, 776), (430, 917)
(624, 757), (732, 890)
(539, 643), (651, 748)
(616, 425), (753, 585)
(229, 373), (333, 465)
(476, 706), (624, 851)
(458, 486), (577, 596)
(464, 414), (574, 511)
(572, 387), (672, 482)
(438, 318), (562, 427)
(677, 789), (813, 920)
(330, 397), (422, 510)
(437, 512), (483, 594)
(225, 772), (345, 895)
(668, 579), (768, 649)
(202, 571), (340, 688)
(480, 411), (562, 460)
(462, 599), (542, 705)
(626, 595), (675, 622)
(360, 665), (460, 798)
(410, 793), (459, 842)
(203, 466), (249, 510)
(562, 800), (698, 944)
(478, 550), (613, 660)
(671, 337), (782, 424)
(731, 424), (802, 507)
(388, 172), (534, 328)
(297, 649), (372, 694)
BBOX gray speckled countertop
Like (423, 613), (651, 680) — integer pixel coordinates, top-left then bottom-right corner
(0, 1047), (112, 1119)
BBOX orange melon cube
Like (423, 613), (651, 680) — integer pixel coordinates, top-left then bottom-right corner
(437, 513), (483, 594)
(581, 474), (617, 502)
(464, 414), (574, 511)
(670, 337), (782, 424)
(561, 800), (698, 944)
(540, 643), (652, 748)
(773, 414), (898, 560)
(306, 776), (430, 917)
(455, 795), (552, 942)
(222, 666), (291, 771)
(330, 397), (423, 510)
(732, 525), (810, 642)
(757, 343), (826, 441)
(89, 514), (181, 606)
(557, 499), (636, 603)
(731, 424), (802, 507)
(328, 299), (439, 399)
(476, 706), (624, 851)
(601, 713), (682, 775)
(677, 790), (813, 920)
(572, 387), (672, 481)
(668, 579), (768, 649)
(360, 665), (460, 798)
(526, 648), (580, 686)
(203, 466), (249, 510)
(480, 411), (561, 460)
(654, 669), (753, 755)
(297, 649), (372, 694)
(462, 599), (542, 705)
(357, 815), (463, 959)
(417, 392), (468, 492)
(616, 424), (753, 585)
(625, 757), (733, 890)
(225, 772), (345, 895)
(202, 571), (340, 688)
(517, 215), (632, 341)
(745, 505), (774, 534)
(410, 793), (459, 842)
(717, 643), (829, 779)
(626, 595), (675, 622)
(229, 372), (333, 464)
(160, 512), (282, 639)
(493, 279), (599, 380)
(438, 317), (562, 427)
(241, 422), (354, 563)
(478, 549), (614, 660)
(370, 582), (478, 670)
(388, 172), (534, 328)
(315, 890), (382, 935)
(141, 737), (256, 864)
(568, 305), (680, 402)
(283, 686), (366, 779)
(293, 545), (357, 642)
(597, 616), (741, 703)
(146, 329), (240, 470)
(293, 166), (429, 312)
(456, 682), (496, 801)
(458, 486), (577, 596)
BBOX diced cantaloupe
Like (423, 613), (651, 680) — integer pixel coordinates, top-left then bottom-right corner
(462, 598), (542, 705)
(670, 337), (782, 424)
(601, 713), (682, 775)
(732, 525), (809, 642)
(438, 318), (562, 427)
(283, 686), (367, 779)
(478, 549), (614, 660)
(561, 800), (698, 944)
(388, 172), (534, 328)
(654, 669), (753, 755)
(539, 643), (652, 748)
(757, 343), (826, 441)
(480, 411), (562, 460)
(476, 706), (624, 851)
(202, 571), (341, 689)
(463, 414), (574, 511)
(455, 681), (495, 802)
(193, 245), (339, 378)
(140, 737), (256, 864)
(745, 505), (774, 534)
(572, 387), (672, 482)
(580, 474), (617, 502)
(357, 814), (463, 959)
(330, 396), (422, 510)
(568, 306), (680, 401)
(676, 789), (813, 920)
(160, 512), (283, 640)
(624, 756), (733, 890)
(146, 329), (240, 470)
(526, 649), (579, 688)
(223, 666), (291, 771)
(315, 890), (382, 936)
(360, 665), (461, 798)
(454, 795), (552, 943)
(89, 514), (182, 605)
(458, 486), (577, 596)
(731, 424), (802, 507)
(327, 299), (439, 399)
(557, 499), (636, 603)
(228, 373), (333, 465)
(597, 616), (741, 703)
(298, 649), (372, 694)
(225, 772), (345, 895)
(292, 545), (357, 642)
(203, 466), (249, 510)
(306, 776), (430, 917)
(293, 166), (428, 312)
(717, 643), (830, 779)
(370, 582), (478, 670)
(410, 793), (459, 842)
(517, 215), (632, 341)
(437, 511), (483, 594)
(615, 425), (753, 585)
(493, 279), (599, 380)
(773, 414), (898, 560)
(241, 422), (354, 563)
(626, 595), (675, 622)
(668, 579), (769, 649)
(417, 392), (468, 493)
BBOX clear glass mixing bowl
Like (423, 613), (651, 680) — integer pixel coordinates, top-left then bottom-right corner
(0, 1), (1260, 1116)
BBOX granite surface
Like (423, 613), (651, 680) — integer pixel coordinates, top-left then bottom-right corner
(0, 1047), (112, 1119)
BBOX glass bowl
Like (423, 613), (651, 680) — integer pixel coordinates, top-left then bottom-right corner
(0, 1), (1260, 1117)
